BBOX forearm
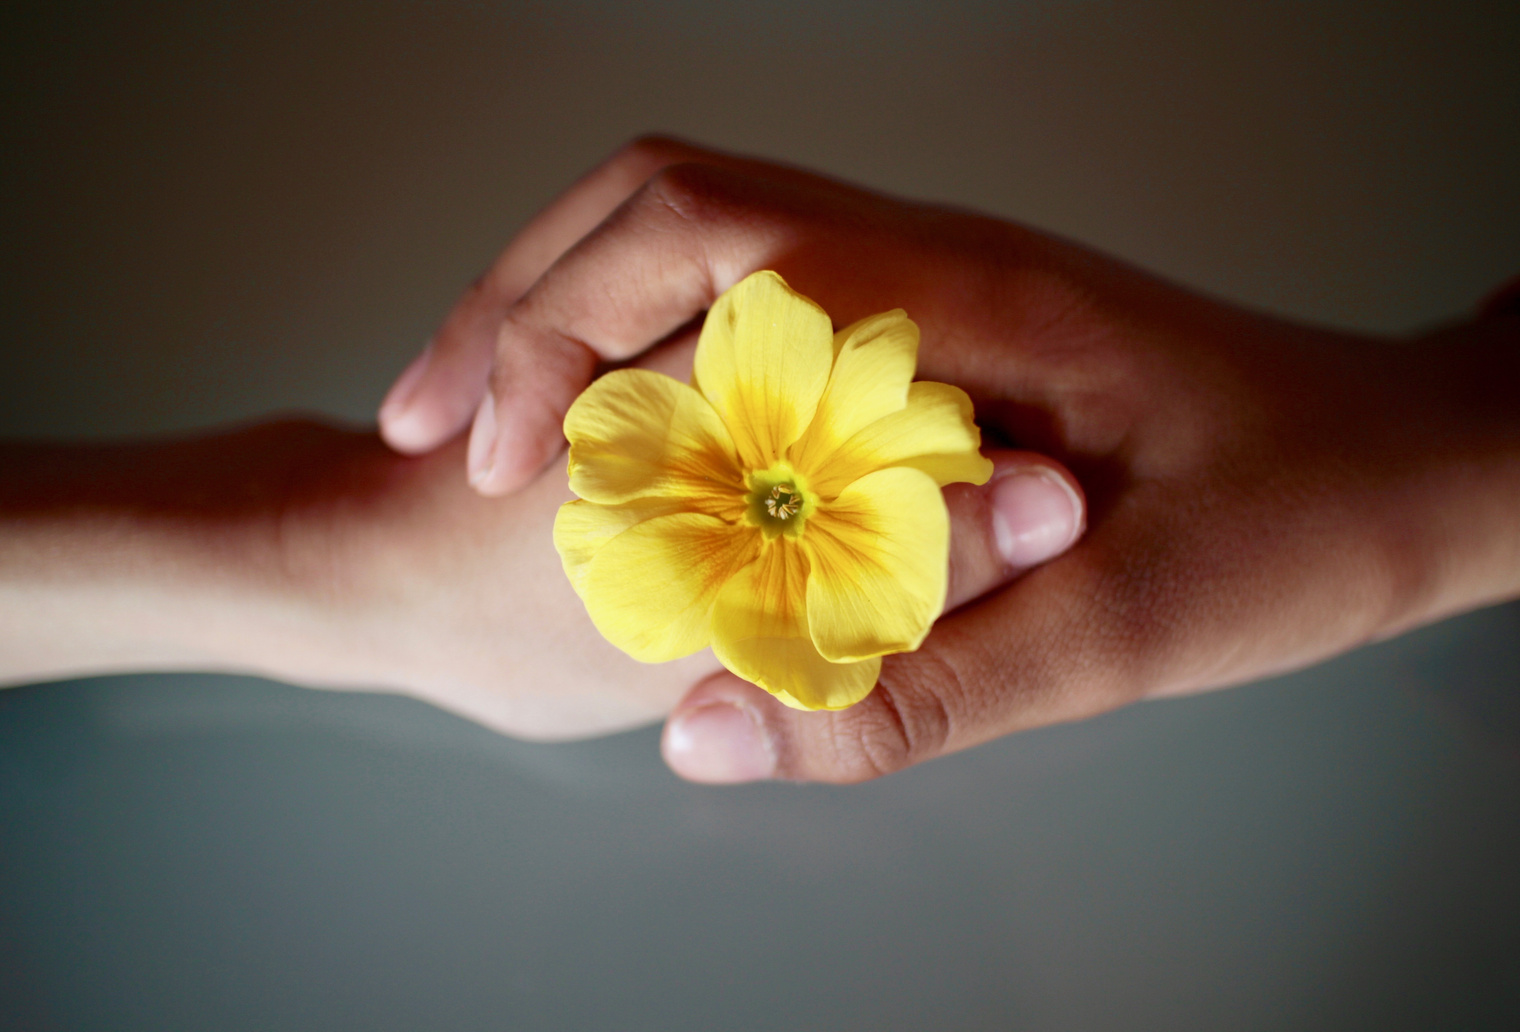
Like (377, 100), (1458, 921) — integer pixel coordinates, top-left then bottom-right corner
(0, 424), (366, 685)
(0, 418), (714, 737)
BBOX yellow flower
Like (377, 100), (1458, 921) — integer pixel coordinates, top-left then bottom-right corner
(553, 271), (993, 710)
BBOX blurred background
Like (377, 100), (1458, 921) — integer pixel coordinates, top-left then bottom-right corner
(2, 1), (1519, 1028)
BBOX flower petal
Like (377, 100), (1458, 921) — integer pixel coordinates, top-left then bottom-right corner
(709, 537), (880, 710)
(789, 309), (919, 476)
(809, 381), (995, 498)
(565, 368), (744, 518)
(692, 271), (834, 472)
(741, 645), (882, 713)
(804, 467), (949, 663)
(553, 497), (691, 592)
(570, 511), (760, 662)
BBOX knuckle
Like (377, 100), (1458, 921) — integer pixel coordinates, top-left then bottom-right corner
(615, 133), (697, 172)
(827, 700), (912, 782)
(594, 137), (721, 215)
(644, 162), (746, 226)
(830, 658), (960, 781)
(450, 271), (497, 315)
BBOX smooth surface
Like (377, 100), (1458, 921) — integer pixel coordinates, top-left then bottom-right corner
(3, 1), (1519, 1028)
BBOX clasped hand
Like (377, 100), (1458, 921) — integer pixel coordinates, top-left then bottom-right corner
(368, 137), (1520, 783)
(7, 137), (1514, 785)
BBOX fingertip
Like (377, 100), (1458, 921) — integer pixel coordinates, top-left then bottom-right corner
(378, 347), (446, 453)
(989, 463), (1085, 570)
(943, 450), (1087, 613)
(662, 674), (779, 784)
(380, 408), (447, 455)
(466, 394), (505, 494)
(465, 393), (568, 496)
(378, 344), (489, 455)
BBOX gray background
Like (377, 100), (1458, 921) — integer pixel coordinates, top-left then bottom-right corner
(2, 1), (1519, 1028)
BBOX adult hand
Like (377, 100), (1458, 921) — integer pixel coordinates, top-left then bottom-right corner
(378, 137), (1520, 783)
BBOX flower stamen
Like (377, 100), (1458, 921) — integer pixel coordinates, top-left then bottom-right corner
(765, 484), (803, 520)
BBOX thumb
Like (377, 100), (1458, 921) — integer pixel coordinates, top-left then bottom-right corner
(662, 451), (1086, 784)
(941, 452), (1086, 613)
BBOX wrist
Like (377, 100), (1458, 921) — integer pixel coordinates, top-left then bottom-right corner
(0, 424), (376, 686)
(1384, 313), (1520, 632)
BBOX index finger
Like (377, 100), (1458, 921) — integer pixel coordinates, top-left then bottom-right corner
(381, 136), (732, 454)
(466, 162), (842, 494)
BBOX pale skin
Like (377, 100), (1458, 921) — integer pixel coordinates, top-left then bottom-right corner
(4, 136), (1518, 784)
(0, 343), (1076, 740)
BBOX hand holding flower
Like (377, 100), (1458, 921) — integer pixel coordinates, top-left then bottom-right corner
(381, 137), (1520, 783)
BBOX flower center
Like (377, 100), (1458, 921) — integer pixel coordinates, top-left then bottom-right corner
(764, 485), (803, 520)
(746, 464), (814, 538)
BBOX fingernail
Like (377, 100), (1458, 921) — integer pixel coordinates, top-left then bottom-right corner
(379, 345), (432, 423)
(990, 468), (1083, 569)
(664, 702), (776, 783)
(467, 395), (498, 489)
